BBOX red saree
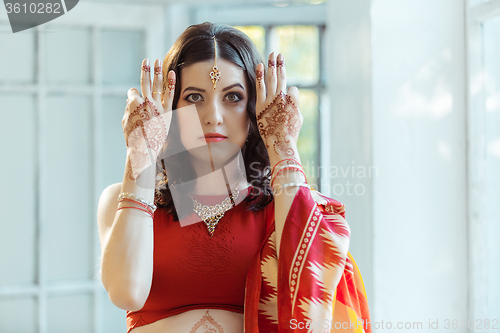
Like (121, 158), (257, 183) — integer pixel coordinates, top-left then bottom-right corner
(244, 187), (371, 332)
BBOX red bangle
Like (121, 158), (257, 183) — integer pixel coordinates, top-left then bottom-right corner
(271, 158), (302, 177)
(117, 206), (154, 218)
(271, 166), (307, 188)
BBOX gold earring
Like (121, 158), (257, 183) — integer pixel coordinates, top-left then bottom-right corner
(209, 36), (220, 90)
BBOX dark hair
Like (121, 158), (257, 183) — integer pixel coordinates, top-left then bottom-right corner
(155, 22), (273, 220)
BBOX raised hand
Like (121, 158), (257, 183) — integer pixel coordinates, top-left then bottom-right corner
(122, 58), (175, 180)
(255, 52), (304, 165)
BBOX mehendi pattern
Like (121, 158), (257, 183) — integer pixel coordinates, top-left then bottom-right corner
(268, 60), (275, 76)
(256, 69), (264, 89)
(256, 92), (301, 158)
(189, 310), (224, 333)
(277, 60), (285, 75)
(125, 98), (168, 179)
(167, 77), (176, 97)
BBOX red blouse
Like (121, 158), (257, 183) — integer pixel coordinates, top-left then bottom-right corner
(126, 193), (273, 332)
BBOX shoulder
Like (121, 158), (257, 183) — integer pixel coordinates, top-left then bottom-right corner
(98, 183), (122, 207)
(96, 183), (122, 242)
(97, 183), (122, 221)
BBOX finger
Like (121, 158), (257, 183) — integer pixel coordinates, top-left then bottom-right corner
(127, 87), (141, 101)
(266, 52), (277, 98)
(287, 86), (302, 126)
(152, 59), (163, 103)
(255, 63), (265, 106)
(276, 53), (286, 95)
(287, 86), (300, 107)
(140, 58), (152, 98)
(162, 70), (176, 111)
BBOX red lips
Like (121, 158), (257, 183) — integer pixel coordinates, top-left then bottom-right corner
(202, 133), (227, 143)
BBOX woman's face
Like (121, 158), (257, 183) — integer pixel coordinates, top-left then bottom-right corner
(175, 58), (250, 167)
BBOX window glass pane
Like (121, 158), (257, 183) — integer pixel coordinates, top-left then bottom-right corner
(48, 294), (93, 333)
(0, 297), (37, 332)
(101, 30), (144, 87)
(297, 89), (319, 187)
(0, 24), (35, 83)
(101, 289), (127, 332)
(233, 25), (266, 61)
(98, 96), (127, 193)
(45, 27), (91, 84)
(481, 16), (500, 316)
(0, 94), (37, 285)
(43, 95), (93, 281)
(272, 25), (319, 86)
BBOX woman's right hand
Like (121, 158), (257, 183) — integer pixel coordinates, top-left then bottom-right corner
(122, 58), (176, 180)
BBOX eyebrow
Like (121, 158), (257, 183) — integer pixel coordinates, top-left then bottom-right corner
(182, 83), (245, 94)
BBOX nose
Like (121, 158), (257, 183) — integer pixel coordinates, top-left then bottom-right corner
(202, 99), (223, 126)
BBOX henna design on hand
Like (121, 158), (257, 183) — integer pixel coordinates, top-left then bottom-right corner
(277, 60), (285, 75)
(257, 92), (301, 158)
(189, 310), (224, 333)
(167, 77), (176, 97)
(125, 98), (168, 179)
(256, 69), (264, 89)
(154, 66), (162, 76)
(268, 59), (275, 76)
(142, 65), (151, 73)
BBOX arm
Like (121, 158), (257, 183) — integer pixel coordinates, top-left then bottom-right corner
(252, 54), (370, 332)
(255, 52), (305, 255)
(245, 187), (368, 333)
(97, 58), (175, 311)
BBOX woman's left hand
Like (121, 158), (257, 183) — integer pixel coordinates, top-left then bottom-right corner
(255, 52), (304, 165)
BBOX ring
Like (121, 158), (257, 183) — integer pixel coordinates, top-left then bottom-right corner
(152, 92), (161, 95)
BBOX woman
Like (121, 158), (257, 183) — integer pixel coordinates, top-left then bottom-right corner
(97, 22), (371, 333)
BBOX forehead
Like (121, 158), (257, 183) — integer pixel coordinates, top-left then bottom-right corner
(180, 59), (246, 89)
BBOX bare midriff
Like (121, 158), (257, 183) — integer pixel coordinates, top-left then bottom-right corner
(129, 309), (243, 333)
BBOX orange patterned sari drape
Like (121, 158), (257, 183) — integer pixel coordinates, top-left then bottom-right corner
(244, 187), (371, 333)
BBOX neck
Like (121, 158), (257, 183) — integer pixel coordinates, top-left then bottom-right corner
(190, 153), (248, 196)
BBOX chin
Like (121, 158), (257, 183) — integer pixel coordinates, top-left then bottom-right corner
(188, 141), (242, 169)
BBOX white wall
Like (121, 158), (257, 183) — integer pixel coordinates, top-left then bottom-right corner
(372, 0), (467, 330)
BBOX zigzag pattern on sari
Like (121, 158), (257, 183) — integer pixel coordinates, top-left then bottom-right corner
(244, 187), (371, 333)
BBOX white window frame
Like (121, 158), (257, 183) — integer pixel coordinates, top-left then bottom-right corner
(465, 0), (500, 325)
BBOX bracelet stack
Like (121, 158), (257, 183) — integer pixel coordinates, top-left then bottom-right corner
(117, 192), (157, 218)
(270, 159), (308, 195)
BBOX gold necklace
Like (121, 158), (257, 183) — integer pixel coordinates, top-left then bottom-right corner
(190, 183), (243, 237)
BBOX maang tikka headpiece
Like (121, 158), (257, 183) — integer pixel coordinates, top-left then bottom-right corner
(209, 36), (221, 90)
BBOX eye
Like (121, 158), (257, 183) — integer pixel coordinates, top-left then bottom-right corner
(225, 92), (242, 102)
(185, 93), (203, 103)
